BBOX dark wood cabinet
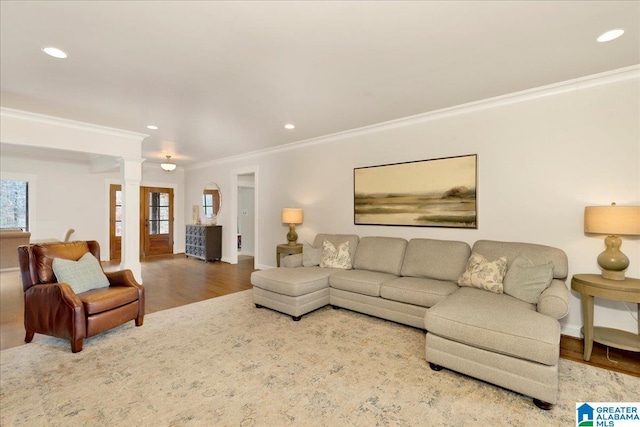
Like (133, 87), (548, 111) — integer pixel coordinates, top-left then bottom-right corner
(185, 225), (222, 262)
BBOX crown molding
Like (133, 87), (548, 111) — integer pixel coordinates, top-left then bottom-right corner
(0, 107), (148, 142)
(187, 65), (639, 170)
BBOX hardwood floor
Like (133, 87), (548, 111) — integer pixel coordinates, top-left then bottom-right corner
(0, 254), (254, 351)
(1, 255), (638, 378)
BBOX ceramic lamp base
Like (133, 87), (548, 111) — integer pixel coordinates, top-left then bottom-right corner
(286, 224), (298, 245)
(597, 235), (629, 281)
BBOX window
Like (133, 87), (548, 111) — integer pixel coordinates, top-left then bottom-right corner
(0, 180), (29, 230)
(149, 190), (170, 235)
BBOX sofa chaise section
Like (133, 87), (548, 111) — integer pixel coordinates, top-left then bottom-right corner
(251, 234), (359, 320)
(424, 240), (570, 409)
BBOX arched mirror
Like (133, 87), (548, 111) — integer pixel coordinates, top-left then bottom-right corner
(202, 182), (222, 223)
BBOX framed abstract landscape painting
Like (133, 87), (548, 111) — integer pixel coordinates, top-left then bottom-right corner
(354, 154), (477, 228)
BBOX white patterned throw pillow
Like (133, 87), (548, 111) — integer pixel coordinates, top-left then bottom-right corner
(52, 252), (110, 294)
(320, 240), (352, 269)
(457, 252), (507, 294)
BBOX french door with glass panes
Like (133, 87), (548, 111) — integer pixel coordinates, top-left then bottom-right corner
(110, 185), (174, 260)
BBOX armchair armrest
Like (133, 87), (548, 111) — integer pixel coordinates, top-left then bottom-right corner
(104, 269), (145, 318)
(105, 269), (143, 289)
(537, 279), (570, 320)
(24, 282), (85, 340)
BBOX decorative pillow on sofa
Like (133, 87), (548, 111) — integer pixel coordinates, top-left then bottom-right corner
(320, 240), (352, 269)
(457, 252), (507, 294)
(503, 256), (554, 304)
(52, 252), (110, 294)
(302, 243), (322, 267)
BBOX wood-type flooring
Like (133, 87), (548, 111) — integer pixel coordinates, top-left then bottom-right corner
(1, 254), (637, 377)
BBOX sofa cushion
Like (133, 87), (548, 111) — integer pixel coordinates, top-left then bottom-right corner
(503, 256), (554, 304)
(320, 240), (352, 269)
(425, 287), (560, 366)
(457, 252), (507, 294)
(352, 236), (407, 275)
(302, 244), (322, 267)
(472, 240), (568, 280)
(251, 267), (332, 297)
(329, 269), (398, 297)
(381, 277), (459, 308)
(400, 238), (471, 281)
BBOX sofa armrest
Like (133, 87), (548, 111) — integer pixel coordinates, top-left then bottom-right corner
(537, 279), (570, 319)
(282, 253), (303, 268)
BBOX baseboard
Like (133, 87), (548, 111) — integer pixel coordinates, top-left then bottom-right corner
(255, 263), (273, 271)
(0, 267), (19, 273)
(561, 324), (582, 338)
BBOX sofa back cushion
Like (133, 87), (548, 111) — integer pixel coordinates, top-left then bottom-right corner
(471, 240), (568, 280)
(401, 238), (471, 281)
(313, 234), (359, 267)
(353, 236), (407, 275)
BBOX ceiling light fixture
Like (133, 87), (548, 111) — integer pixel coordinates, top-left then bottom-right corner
(597, 29), (624, 43)
(41, 47), (68, 59)
(147, 125), (159, 130)
(161, 155), (177, 172)
(284, 124), (295, 130)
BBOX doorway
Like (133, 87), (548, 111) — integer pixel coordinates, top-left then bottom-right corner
(109, 184), (174, 260)
(237, 177), (255, 256)
(229, 166), (259, 267)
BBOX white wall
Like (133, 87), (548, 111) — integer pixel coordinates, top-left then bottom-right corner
(0, 152), (186, 260)
(185, 70), (640, 337)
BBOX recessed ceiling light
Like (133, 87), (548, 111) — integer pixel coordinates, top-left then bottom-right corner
(284, 124), (295, 130)
(41, 47), (68, 59)
(146, 125), (159, 130)
(597, 29), (624, 43)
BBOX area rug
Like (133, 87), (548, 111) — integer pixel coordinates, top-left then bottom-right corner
(1, 290), (638, 426)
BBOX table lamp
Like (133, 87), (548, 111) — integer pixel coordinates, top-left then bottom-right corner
(282, 208), (303, 246)
(584, 203), (640, 280)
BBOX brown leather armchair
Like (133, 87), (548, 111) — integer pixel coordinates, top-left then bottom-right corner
(18, 240), (144, 353)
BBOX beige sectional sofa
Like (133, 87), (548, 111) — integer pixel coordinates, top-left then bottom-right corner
(251, 233), (570, 409)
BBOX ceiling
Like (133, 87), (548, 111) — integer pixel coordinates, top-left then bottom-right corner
(1, 1), (638, 168)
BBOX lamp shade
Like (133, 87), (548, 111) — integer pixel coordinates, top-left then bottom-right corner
(584, 205), (640, 235)
(282, 208), (303, 224)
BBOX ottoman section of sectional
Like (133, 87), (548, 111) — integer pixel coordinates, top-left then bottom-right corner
(251, 266), (333, 320)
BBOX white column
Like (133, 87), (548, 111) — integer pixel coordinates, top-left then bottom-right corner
(119, 157), (144, 282)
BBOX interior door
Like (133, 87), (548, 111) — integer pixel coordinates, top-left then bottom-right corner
(141, 186), (174, 258)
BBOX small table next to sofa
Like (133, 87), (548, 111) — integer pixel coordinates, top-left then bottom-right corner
(276, 243), (303, 267)
(571, 274), (640, 362)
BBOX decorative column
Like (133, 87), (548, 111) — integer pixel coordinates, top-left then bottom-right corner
(119, 157), (144, 282)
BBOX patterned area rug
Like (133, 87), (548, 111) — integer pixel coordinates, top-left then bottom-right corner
(1, 290), (638, 426)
